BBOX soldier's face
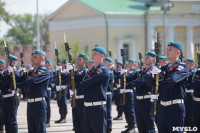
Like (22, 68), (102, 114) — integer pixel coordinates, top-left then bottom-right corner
(32, 54), (43, 65)
(103, 60), (112, 68)
(185, 61), (194, 69)
(144, 55), (154, 66)
(92, 51), (104, 63)
(0, 63), (5, 70)
(166, 46), (180, 60)
(87, 63), (94, 69)
(77, 57), (85, 67)
(45, 62), (51, 69)
(159, 60), (165, 66)
(6, 59), (17, 67)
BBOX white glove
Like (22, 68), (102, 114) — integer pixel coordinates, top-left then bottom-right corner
(56, 86), (62, 91)
(150, 94), (159, 102)
(120, 69), (127, 75)
(61, 85), (67, 89)
(66, 63), (73, 73)
(69, 89), (77, 97)
(19, 67), (22, 72)
(56, 65), (62, 71)
(120, 89), (126, 94)
(61, 69), (67, 73)
(151, 66), (161, 78)
(11, 90), (15, 95)
(52, 83), (55, 87)
(117, 84), (121, 88)
(19, 68), (26, 72)
(8, 66), (13, 73)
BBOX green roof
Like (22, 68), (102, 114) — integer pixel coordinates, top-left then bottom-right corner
(78, 0), (149, 15)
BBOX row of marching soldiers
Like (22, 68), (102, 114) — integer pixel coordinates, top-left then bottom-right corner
(0, 41), (199, 133)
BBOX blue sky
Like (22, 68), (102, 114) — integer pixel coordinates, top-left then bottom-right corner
(0, 0), (68, 37)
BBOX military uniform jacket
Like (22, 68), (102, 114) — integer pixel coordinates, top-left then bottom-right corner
(17, 65), (50, 99)
(0, 68), (21, 95)
(148, 59), (189, 101)
(74, 66), (87, 96)
(107, 69), (114, 92)
(128, 66), (154, 96)
(76, 63), (110, 102)
(126, 69), (138, 89)
(188, 68), (200, 98)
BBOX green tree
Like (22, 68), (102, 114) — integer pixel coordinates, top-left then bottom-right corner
(6, 14), (49, 45)
(0, 1), (10, 24)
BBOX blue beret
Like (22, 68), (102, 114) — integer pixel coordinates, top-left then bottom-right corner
(27, 65), (32, 67)
(145, 51), (156, 58)
(62, 60), (68, 64)
(186, 58), (195, 63)
(117, 61), (123, 66)
(33, 50), (46, 57)
(45, 60), (52, 64)
(168, 42), (183, 52)
(159, 56), (168, 61)
(88, 60), (93, 63)
(105, 57), (113, 63)
(128, 58), (138, 63)
(7, 55), (18, 61)
(22, 64), (26, 67)
(0, 59), (6, 65)
(92, 46), (106, 55)
(78, 53), (89, 60)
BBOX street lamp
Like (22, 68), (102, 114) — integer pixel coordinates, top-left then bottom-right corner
(163, 1), (173, 55)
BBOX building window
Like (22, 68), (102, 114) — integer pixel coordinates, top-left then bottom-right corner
(123, 44), (129, 61)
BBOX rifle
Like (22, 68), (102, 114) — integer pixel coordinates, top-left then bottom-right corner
(198, 52), (200, 68)
(152, 31), (160, 115)
(121, 45), (126, 105)
(19, 50), (24, 97)
(4, 39), (18, 107)
(55, 41), (61, 100)
(139, 52), (143, 70)
(64, 33), (76, 107)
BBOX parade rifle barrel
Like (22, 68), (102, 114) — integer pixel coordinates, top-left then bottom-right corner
(120, 47), (126, 105)
(19, 51), (24, 97)
(4, 39), (19, 107)
(139, 52), (143, 70)
(64, 33), (76, 107)
(152, 31), (160, 115)
(197, 52), (200, 68)
(55, 41), (62, 100)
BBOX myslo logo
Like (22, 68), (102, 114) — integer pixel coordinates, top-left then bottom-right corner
(172, 127), (198, 132)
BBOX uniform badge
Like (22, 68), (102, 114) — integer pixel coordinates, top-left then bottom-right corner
(38, 70), (44, 74)
(97, 69), (103, 74)
(177, 65), (184, 71)
(147, 71), (151, 74)
(79, 70), (83, 75)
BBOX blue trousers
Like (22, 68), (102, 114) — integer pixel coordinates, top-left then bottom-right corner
(72, 99), (85, 133)
(0, 93), (3, 125)
(3, 96), (20, 133)
(114, 91), (123, 115)
(27, 100), (47, 133)
(193, 100), (200, 131)
(45, 90), (51, 119)
(184, 92), (194, 127)
(106, 94), (112, 131)
(135, 99), (155, 133)
(157, 103), (185, 133)
(57, 90), (68, 115)
(85, 105), (107, 133)
(124, 92), (136, 124)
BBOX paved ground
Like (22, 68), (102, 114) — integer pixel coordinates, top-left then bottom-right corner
(16, 100), (138, 133)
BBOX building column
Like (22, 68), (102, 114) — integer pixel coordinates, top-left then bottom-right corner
(147, 26), (154, 51)
(118, 40), (122, 62)
(168, 26), (174, 42)
(187, 25), (194, 58)
(132, 41), (136, 59)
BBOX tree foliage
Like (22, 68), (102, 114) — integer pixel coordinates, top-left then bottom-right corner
(6, 14), (49, 45)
